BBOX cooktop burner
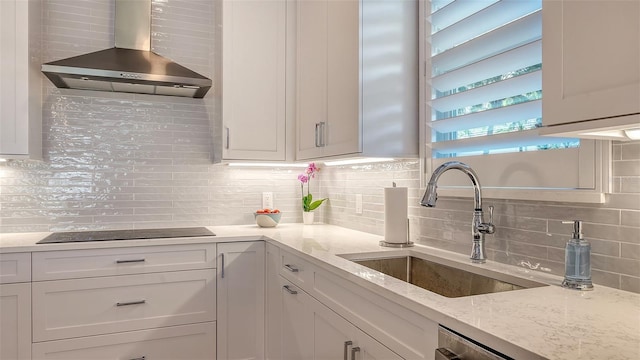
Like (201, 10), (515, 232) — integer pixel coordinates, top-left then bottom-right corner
(37, 227), (216, 244)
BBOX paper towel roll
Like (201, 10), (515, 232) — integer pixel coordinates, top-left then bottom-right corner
(384, 186), (408, 244)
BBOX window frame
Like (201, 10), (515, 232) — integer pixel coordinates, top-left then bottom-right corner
(418, 0), (611, 204)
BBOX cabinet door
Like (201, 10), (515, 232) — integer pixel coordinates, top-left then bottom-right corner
(312, 300), (353, 360)
(325, 0), (361, 158)
(296, 0), (328, 160)
(542, 0), (640, 126)
(217, 241), (265, 360)
(265, 243), (282, 360)
(280, 277), (314, 360)
(297, 0), (361, 160)
(0, 283), (31, 360)
(0, 0), (41, 158)
(309, 294), (403, 360)
(222, 0), (287, 160)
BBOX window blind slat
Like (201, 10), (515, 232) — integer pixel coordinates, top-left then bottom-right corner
(431, 129), (577, 154)
(431, 100), (541, 134)
(431, 0), (456, 14)
(432, 9), (541, 76)
(431, 0), (497, 35)
(432, 0), (542, 55)
(432, 39), (541, 92)
(431, 70), (541, 113)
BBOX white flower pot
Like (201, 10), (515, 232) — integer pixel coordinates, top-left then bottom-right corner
(302, 212), (314, 225)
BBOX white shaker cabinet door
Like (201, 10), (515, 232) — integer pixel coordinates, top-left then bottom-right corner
(0, 283), (32, 360)
(222, 0), (287, 160)
(542, 0), (640, 126)
(0, 0), (41, 159)
(217, 241), (265, 360)
(296, 0), (361, 160)
(279, 277), (314, 360)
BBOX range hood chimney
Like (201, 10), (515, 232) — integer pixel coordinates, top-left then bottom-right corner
(41, 0), (212, 98)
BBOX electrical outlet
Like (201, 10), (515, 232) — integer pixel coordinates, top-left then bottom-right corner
(355, 194), (363, 214)
(262, 192), (274, 209)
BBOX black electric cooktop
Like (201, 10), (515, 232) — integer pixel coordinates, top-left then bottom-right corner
(37, 227), (216, 244)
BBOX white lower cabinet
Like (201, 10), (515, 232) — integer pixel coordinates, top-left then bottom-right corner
(217, 241), (265, 360)
(29, 243), (218, 360)
(273, 247), (438, 360)
(279, 276), (403, 360)
(31, 322), (216, 360)
(0, 282), (32, 360)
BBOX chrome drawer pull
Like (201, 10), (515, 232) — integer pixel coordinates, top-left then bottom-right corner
(129, 357), (146, 360)
(116, 300), (146, 307)
(115, 258), (146, 264)
(343, 341), (353, 360)
(221, 253), (225, 279)
(435, 347), (460, 360)
(283, 285), (298, 295)
(351, 346), (360, 360)
(284, 264), (299, 273)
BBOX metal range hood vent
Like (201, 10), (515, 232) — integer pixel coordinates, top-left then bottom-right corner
(41, 0), (211, 98)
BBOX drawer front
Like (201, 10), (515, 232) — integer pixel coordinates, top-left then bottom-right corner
(0, 252), (31, 284)
(32, 322), (216, 360)
(33, 243), (216, 280)
(279, 248), (314, 289)
(32, 269), (216, 342)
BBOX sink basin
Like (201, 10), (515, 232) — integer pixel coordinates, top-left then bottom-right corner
(346, 254), (547, 298)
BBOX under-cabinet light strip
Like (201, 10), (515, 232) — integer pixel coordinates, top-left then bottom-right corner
(226, 162), (308, 168)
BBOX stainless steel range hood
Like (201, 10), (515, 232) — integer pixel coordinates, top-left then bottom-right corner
(41, 0), (212, 98)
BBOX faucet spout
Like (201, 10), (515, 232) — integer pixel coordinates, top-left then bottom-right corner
(420, 161), (494, 263)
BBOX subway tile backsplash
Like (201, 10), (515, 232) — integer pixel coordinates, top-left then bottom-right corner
(1, 0), (639, 294)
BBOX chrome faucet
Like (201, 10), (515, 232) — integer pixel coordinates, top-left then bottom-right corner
(420, 161), (495, 263)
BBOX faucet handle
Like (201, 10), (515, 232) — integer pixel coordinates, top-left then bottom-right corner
(478, 206), (495, 235)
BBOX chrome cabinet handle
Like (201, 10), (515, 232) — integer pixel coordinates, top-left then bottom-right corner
(283, 285), (298, 295)
(116, 300), (146, 307)
(343, 341), (353, 360)
(128, 357), (146, 360)
(319, 121), (326, 147)
(284, 264), (299, 273)
(115, 258), (145, 264)
(315, 123), (321, 147)
(435, 347), (460, 360)
(226, 127), (230, 149)
(315, 122), (326, 147)
(221, 253), (225, 278)
(351, 346), (360, 360)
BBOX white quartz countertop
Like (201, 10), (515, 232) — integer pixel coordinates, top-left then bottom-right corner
(2, 224), (639, 360)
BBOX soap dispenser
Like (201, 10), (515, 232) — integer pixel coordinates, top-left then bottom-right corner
(561, 220), (594, 290)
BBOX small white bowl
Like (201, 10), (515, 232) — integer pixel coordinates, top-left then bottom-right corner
(254, 212), (282, 228)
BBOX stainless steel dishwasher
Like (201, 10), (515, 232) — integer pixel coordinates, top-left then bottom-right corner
(435, 326), (513, 360)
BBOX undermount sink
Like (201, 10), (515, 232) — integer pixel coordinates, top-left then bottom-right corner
(344, 253), (547, 298)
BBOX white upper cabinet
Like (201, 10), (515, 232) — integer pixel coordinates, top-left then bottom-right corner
(542, 0), (640, 134)
(296, 0), (419, 161)
(222, 0), (289, 161)
(0, 0), (41, 159)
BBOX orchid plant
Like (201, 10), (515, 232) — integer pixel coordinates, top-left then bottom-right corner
(298, 162), (327, 212)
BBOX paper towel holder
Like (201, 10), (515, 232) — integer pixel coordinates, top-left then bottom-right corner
(380, 219), (414, 248)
